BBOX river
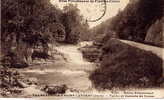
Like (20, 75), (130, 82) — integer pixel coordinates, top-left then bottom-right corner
(21, 42), (96, 91)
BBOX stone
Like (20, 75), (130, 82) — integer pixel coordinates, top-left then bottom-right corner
(43, 84), (68, 94)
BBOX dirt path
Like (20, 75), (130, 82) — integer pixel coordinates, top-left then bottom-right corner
(120, 39), (164, 59)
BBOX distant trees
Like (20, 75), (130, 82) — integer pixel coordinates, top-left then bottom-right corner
(61, 4), (83, 44)
(79, 21), (91, 41)
(47, 23), (66, 42)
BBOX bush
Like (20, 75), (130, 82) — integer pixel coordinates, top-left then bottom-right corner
(31, 51), (50, 61)
(89, 39), (163, 89)
(1, 51), (28, 68)
(79, 45), (101, 62)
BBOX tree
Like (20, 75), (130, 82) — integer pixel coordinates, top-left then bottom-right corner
(61, 4), (83, 44)
(93, 0), (163, 44)
(1, 0), (63, 66)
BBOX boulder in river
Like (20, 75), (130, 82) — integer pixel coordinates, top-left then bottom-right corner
(43, 84), (68, 95)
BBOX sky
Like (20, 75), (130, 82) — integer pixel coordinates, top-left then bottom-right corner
(50, 0), (129, 28)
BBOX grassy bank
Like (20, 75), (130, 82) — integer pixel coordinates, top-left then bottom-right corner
(89, 39), (163, 89)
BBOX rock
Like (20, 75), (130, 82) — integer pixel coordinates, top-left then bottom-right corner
(145, 18), (163, 47)
(16, 80), (29, 88)
(10, 87), (23, 94)
(11, 61), (28, 68)
(23, 85), (46, 96)
(43, 84), (68, 94)
(27, 78), (38, 85)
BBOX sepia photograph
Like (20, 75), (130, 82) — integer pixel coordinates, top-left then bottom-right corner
(0, 0), (164, 98)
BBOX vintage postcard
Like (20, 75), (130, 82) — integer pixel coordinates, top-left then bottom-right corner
(0, 0), (164, 99)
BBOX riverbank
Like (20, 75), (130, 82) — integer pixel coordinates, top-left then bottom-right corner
(1, 41), (164, 98)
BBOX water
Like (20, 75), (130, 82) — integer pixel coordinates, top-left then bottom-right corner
(55, 45), (91, 64)
(21, 42), (96, 90)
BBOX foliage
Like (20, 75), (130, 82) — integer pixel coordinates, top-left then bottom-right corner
(79, 45), (101, 62)
(1, 0), (63, 60)
(60, 4), (87, 44)
(112, 0), (163, 41)
(1, 51), (28, 68)
(79, 21), (91, 41)
(91, 0), (163, 46)
(1, 0), (88, 67)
